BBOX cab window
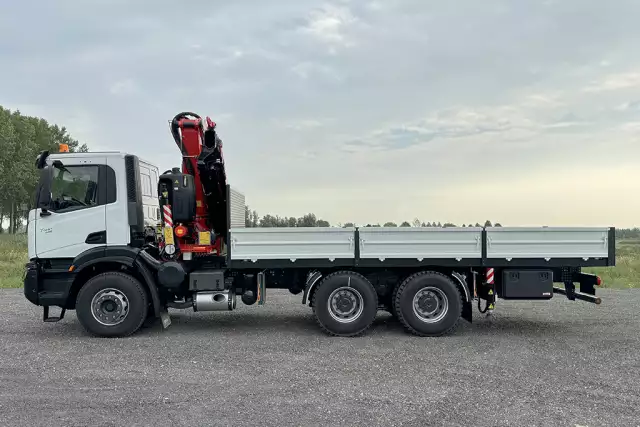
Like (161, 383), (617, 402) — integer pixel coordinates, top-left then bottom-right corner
(141, 173), (153, 197)
(50, 165), (100, 212)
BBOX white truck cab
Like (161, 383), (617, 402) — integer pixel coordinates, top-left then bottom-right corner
(28, 151), (159, 260)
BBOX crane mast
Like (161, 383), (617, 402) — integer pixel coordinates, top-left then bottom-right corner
(159, 112), (228, 258)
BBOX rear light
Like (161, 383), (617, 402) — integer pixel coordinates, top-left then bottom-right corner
(174, 225), (188, 238)
(596, 276), (602, 286)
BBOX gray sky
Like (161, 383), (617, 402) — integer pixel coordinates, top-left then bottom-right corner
(1, 0), (639, 227)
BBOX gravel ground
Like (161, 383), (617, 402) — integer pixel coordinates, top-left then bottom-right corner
(0, 288), (639, 427)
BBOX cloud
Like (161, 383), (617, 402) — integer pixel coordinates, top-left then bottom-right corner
(109, 79), (139, 96)
(342, 100), (565, 151)
(619, 121), (640, 133)
(614, 100), (640, 112)
(583, 71), (640, 93)
(272, 118), (326, 130)
(290, 61), (343, 81)
(299, 4), (359, 51)
(1, 0), (639, 227)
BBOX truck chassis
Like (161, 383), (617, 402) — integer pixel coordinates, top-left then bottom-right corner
(25, 211), (614, 338)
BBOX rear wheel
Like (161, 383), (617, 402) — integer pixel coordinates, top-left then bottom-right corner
(390, 281), (401, 319)
(312, 271), (378, 337)
(394, 271), (462, 337)
(76, 271), (149, 338)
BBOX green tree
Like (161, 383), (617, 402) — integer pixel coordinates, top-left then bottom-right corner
(0, 106), (88, 232)
(297, 213), (317, 227)
(400, 221), (411, 227)
(383, 222), (397, 227)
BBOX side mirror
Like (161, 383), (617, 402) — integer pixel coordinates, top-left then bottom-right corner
(35, 151), (49, 170)
(36, 165), (54, 216)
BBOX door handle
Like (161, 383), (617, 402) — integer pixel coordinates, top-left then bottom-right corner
(85, 231), (107, 244)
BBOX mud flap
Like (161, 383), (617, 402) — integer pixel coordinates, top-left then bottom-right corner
(160, 309), (171, 329)
(461, 301), (472, 323)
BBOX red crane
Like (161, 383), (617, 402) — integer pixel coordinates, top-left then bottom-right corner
(160, 112), (228, 257)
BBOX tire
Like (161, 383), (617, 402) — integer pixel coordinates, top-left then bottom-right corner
(394, 271), (462, 337)
(312, 271), (378, 337)
(389, 281), (401, 319)
(76, 271), (149, 338)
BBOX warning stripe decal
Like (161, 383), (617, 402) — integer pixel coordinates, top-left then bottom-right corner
(486, 268), (495, 284)
(163, 205), (173, 228)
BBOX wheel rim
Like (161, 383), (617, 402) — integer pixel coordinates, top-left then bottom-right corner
(412, 286), (448, 323)
(90, 288), (129, 326)
(328, 286), (364, 323)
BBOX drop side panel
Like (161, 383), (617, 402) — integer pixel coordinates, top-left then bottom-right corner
(485, 227), (610, 259)
(229, 227), (356, 260)
(358, 227), (483, 260)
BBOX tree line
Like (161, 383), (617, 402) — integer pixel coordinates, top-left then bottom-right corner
(244, 205), (502, 228)
(617, 228), (640, 240)
(244, 206), (640, 240)
(0, 106), (87, 233)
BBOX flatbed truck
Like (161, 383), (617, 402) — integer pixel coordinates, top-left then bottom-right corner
(23, 112), (615, 338)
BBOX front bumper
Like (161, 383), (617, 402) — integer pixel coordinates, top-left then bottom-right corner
(23, 260), (73, 308)
(23, 261), (40, 306)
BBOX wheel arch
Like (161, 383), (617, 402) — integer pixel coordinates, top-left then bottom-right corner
(451, 271), (472, 323)
(66, 246), (161, 317)
(302, 270), (323, 306)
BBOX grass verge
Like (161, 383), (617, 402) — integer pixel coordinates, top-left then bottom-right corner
(585, 242), (640, 289)
(0, 234), (28, 289)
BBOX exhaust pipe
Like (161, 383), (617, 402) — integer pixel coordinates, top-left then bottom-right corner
(194, 290), (236, 311)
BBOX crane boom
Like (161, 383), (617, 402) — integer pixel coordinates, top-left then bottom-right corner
(161, 112), (229, 257)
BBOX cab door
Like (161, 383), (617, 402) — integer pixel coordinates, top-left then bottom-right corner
(34, 157), (109, 259)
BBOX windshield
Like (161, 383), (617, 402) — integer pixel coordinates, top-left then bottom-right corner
(49, 164), (99, 212)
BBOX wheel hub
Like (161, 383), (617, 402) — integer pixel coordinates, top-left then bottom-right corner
(328, 287), (364, 323)
(412, 287), (448, 323)
(417, 294), (438, 314)
(91, 289), (129, 326)
(336, 294), (355, 312)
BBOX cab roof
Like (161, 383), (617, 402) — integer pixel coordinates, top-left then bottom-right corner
(48, 151), (158, 169)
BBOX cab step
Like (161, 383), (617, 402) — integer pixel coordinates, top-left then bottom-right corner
(43, 306), (66, 322)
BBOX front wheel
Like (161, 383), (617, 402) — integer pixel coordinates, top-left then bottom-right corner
(312, 271), (378, 337)
(76, 271), (149, 337)
(394, 271), (462, 337)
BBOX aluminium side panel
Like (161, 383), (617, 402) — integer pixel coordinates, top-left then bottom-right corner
(485, 227), (610, 259)
(228, 186), (246, 229)
(229, 227), (356, 260)
(358, 227), (483, 260)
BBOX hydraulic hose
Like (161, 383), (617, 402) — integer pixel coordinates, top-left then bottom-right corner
(478, 298), (489, 314)
(138, 249), (162, 271)
(170, 112), (201, 178)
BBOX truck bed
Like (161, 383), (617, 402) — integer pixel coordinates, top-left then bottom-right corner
(228, 226), (615, 268)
